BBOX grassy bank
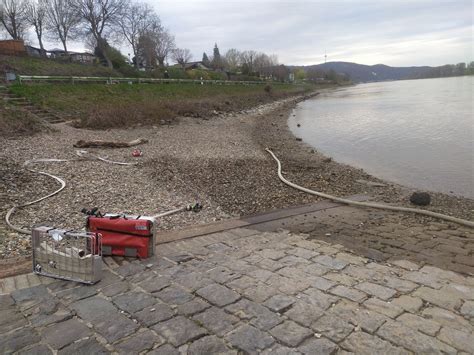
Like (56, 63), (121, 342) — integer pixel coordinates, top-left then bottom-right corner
(10, 82), (319, 129)
(0, 106), (45, 137)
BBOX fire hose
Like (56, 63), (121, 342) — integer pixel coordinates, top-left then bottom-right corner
(265, 148), (474, 228)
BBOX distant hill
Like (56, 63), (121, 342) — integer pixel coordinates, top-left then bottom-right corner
(296, 61), (434, 83)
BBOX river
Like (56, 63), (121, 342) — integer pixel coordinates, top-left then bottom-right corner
(289, 76), (474, 198)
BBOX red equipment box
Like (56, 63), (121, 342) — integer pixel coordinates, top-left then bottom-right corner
(87, 215), (156, 258)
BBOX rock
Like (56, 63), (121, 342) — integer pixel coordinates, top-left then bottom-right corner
(297, 123), (301, 127)
(296, 138), (302, 141)
(409, 192), (431, 206)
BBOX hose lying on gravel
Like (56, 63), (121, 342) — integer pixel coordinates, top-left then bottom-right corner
(265, 148), (474, 228)
(6, 151), (136, 235)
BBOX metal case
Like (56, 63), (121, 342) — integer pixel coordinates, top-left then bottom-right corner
(32, 226), (102, 284)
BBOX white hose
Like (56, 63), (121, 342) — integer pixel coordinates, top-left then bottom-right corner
(6, 151), (136, 235)
(265, 148), (474, 228)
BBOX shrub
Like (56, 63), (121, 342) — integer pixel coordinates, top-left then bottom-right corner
(264, 84), (272, 93)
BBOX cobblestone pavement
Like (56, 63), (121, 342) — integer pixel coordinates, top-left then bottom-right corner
(1, 224), (473, 354)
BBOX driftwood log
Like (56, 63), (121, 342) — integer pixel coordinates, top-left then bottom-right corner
(73, 138), (149, 148)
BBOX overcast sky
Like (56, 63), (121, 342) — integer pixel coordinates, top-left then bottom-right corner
(37, 0), (474, 67)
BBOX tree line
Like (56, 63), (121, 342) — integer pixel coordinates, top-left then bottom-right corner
(0, 0), (282, 78)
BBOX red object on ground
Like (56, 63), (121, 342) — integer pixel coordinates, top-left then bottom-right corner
(87, 216), (156, 258)
(132, 149), (142, 157)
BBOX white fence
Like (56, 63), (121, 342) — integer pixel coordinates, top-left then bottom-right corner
(17, 75), (279, 85)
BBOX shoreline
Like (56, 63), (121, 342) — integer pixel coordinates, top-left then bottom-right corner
(1, 91), (472, 262)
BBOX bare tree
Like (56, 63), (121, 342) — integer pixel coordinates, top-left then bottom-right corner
(172, 47), (192, 69)
(25, 0), (47, 55)
(0, 0), (28, 40)
(155, 27), (174, 67)
(224, 48), (240, 71)
(240, 50), (257, 74)
(119, 1), (158, 68)
(72, 0), (126, 68)
(46, 0), (81, 53)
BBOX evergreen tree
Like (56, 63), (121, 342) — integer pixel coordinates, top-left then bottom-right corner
(202, 52), (210, 67)
(211, 43), (223, 70)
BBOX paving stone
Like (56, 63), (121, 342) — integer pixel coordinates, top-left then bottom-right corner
(138, 276), (170, 293)
(287, 247), (319, 259)
(225, 299), (282, 331)
(377, 320), (456, 354)
(391, 295), (423, 313)
(177, 298), (211, 316)
(444, 283), (474, 300)
(355, 282), (396, 301)
(329, 285), (367, 303)
(226, 275), (258, 291)
(267, 274), (311, 295)
(116, 263), (146, 277)
(245, 268), (275, 283)
(258, 249), (286, 260)
(147, 344), (179, 355)
(363, 297), (404, 318)
(242, 283), (278, 303)
(113, 291), (156, 313)
(331, 299), (387, 333)
(152, 316), (207, 347)
(302, 263), (331, 277)
(312, 255), (348, 270)
(17, 344), (53, 355)
(155, 285), (194, 305)
(323, 272), (357, 286)
(396, 313), (441, 336)
(422, 306), (472, 331)
(299, 288), (338, 310)
(58, 338), (109, 354)
(283, 300), (324, 327)
(70, 297), (139, 342)
(311, 314), (354, 342)
(270, 320), (313, 347)
(0, 327), (40, 354)
(226, 324), (274, 353)
(341, 331), (409, 354)
(174, 272), (214, 291)
(279, 255), (311, 266)
(308, 276), (336, 291)
(193, 307), (239, 336)
(29, 305), (72, 328)
(0, 294), (15, 310)
(298, 337), (338, 355)
(101, 281), (130, 297)
(41, 318), (91, 349)
(437, 326), (474, 353)
(166, 252), (194, 264)
(196, 283), (240, 307)
(94, 269), (122, 289)
(378, 276), (418, 293)
(56, 286), (97, 305)
(10, 285), (49, 310)
(206, 266), (240, 284)
(413, 286), (463, 311)
(257, 258), (285, 272)
(115, 329), (159, 354)
(188, 335), (234, 355)
(0, 309), (28, 333)
(390, 259), (420, 270)
(335, 252), (368, 265)
(263, 294), (295, 312)
(134, 303), (175, 326)
(460, 300), (474, 318)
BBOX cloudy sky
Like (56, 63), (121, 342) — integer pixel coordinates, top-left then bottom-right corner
(38, 0), (473, 67)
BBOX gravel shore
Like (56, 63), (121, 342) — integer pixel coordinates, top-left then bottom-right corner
(1, 91), (473, 259)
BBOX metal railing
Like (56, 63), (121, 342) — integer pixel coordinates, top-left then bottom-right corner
(17, 75), (281, 85)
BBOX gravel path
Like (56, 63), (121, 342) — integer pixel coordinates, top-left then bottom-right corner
(1, 92), (472, 259)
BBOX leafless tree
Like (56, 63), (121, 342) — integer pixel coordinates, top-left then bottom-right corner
(172, 47), (192, 69)
(240, 50), (257, 74)
(155, 27), (174, 67)
(25, 0), (47, 55)
(45, 0), (80, 53)
(119, 1), (157, 68)
(0, 0), (29, 40)
(72, 0), (126, 68)
(224, 48), (241, 71)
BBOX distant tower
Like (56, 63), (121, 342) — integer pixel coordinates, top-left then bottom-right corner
(324, 51), (327, 63)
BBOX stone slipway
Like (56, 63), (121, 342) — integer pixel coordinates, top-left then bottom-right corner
(1, 197), (473, 354)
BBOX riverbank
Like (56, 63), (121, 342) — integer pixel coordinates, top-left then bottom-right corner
(1, 91), (472, 261)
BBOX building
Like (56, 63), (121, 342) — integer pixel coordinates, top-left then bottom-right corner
(0, 40), (27, 56)
(25, 45), (43, 57)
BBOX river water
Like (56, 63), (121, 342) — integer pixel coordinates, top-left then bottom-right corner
(289, 76), (474, 198)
